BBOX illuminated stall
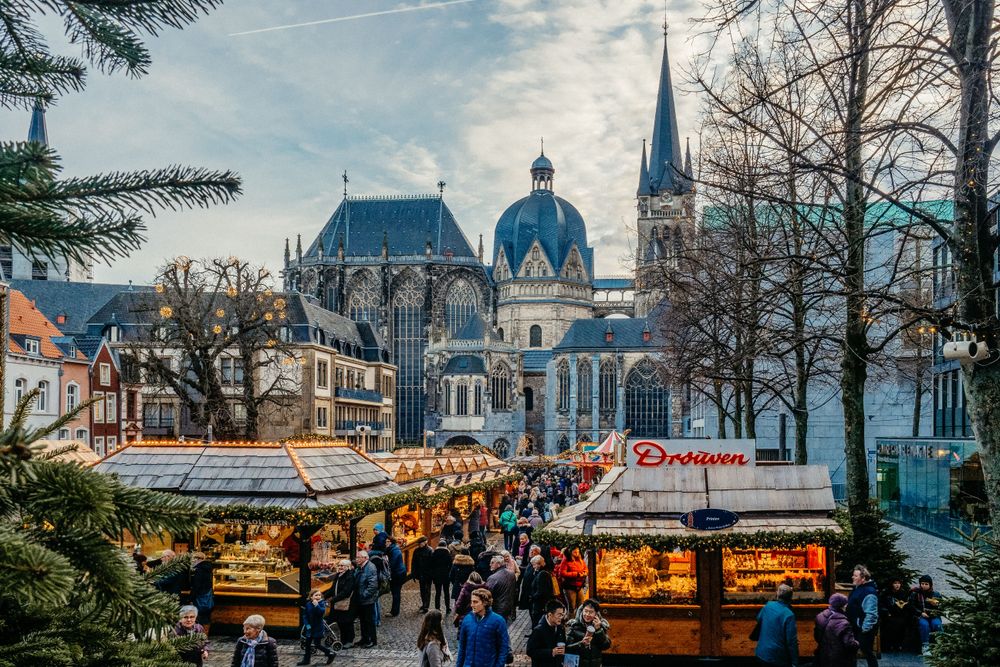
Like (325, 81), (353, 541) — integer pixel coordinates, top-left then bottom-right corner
(95, 440), (411, 635)
(536, 462), (844, 660)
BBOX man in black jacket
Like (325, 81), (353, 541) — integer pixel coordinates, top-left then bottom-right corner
(410, 536), (434, 613)
(527, 599), (567, 667)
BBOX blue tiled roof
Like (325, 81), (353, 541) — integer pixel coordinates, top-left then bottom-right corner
(593, 277), (634, 290)
(493, 190), (594, 278)
(12, 280), (146, 336)
(305, 195), (476, 259)
(453, 314), (488, 341)
(443, 355), (486, 375)
(74, 335), (105, 361)
(522, 350), (553, 372)
(554, 317), (660, 351)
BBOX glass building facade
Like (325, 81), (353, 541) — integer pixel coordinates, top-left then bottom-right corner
(876, 437), (990, 543)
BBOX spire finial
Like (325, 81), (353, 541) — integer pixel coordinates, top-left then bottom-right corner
(437, 180), (446, 195)
(342, 170), (349, 197)
(540, 136), (545, 156)
(662, 0), (668, 36)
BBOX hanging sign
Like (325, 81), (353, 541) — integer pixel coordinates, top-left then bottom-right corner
(627, 439), (756, 467)
(679, 508), (740, 531)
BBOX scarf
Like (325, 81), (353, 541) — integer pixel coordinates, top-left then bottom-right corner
(240, 631), (267, 667)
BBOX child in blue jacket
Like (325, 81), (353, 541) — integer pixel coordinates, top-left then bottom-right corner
(298, 589), (335, 665)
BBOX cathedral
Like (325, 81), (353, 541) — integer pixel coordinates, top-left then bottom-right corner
(283, 28), (696, 455)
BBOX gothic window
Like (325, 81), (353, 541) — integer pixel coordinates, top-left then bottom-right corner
(556, 360), (570, 411)
(599, 358), (617, 413)
(497, 327), (504, 341)
(445, 278), (478, 336)
(474, 382), (483, 416)
(577, 359), (592, 412)
(525, 265), (532, 277)
(524, 386), (534, 411)
(491, 363), (510, 411)
(348, 271), (380, 328)
(558, 434), (570, 453)
(392, 275), (426, 442)
(529, 325), (542, 348)
(624, 358), (670, 437)
(442, 381), (451, 416)
(492, 438), (510, 458)
(532, 247), (540, 260)
(456, 381), (468, 416)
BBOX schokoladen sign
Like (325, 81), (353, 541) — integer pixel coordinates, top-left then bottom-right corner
(626, 439), (756, 468)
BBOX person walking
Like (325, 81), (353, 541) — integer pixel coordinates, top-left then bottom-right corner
(352, 551), (379, 648)
(486, 555), (518, 622)
(431, 538), (455, 613)
(910, 574), (943, 656)
(499, 505), (518, 553)
(455, 589), (509, 667)
(814, 593), (858, 667)
(230, 615), (278, 667)
(412, 536), (435, 613)
(171, 605), (209, 667)
(455, 572), (490, 630)
(451, 549), (477, 605)
(526, 599), (568, 667)
(386, 536), (408, 617)
(847, 565), (879, 667)
(565, 599), (611, 667)
(468, 502), (482, 542)
(419, 609), (452, 667)
(323, 559), (356, 649)
(189, 552), (214, 632)
(556, 547), (588, 615)
(529, 555), (557, 629)
(297, 589), (335, 665)
(753, 584), (799, 667)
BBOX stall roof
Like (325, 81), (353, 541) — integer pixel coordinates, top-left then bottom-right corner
(94, 441), (404, 508)
(35, 439), (101, 465)
(372, 448), (513, 485)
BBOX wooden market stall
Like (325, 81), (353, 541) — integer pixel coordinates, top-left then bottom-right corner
(535, 465), (845, 661)
(95, 440), (412, 635)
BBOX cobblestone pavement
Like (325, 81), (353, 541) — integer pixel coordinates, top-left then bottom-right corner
(892, 522), (964, 597)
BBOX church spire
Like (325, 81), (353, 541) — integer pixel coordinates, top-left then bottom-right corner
(684, 137), (693, 180)
(647, 26), (687, 195)
(28, 99), (48, 145)
(637, 139), (652, 196)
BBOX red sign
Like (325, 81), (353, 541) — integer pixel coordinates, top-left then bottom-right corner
(632, 440), (751, 467)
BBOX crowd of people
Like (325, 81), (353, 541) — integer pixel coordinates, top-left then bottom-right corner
(752, 564), (944, 667)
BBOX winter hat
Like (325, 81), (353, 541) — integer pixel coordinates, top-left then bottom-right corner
(374, 523), (384, 532)
(829, 593), (849, 610)
(919, 575), (933, 585)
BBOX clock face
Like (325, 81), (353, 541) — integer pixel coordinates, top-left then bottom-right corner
(660, 194), (673, 206)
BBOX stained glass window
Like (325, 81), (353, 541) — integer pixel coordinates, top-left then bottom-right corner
(625, 358), (670, 437)
(491, 363), (510, 411)
(556, 360), (570, 411)
(456, 381), (468, 416)
(529, 325), (542, 348)
(393, 275), (425, 442)
(492, 438), (510, 458)
(445, 279), (478, 336)
(599, 358), (617, 413)
(348, 270), (380, 328)
(578, 358), (592, 412)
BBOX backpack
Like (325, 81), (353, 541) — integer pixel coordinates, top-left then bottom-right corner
(371, 553), (391, 595)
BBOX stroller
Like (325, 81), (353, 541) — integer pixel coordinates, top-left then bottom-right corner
(299, 613), (343, 654)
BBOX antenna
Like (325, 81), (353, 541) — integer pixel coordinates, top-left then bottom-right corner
(342, 170), (349, 197)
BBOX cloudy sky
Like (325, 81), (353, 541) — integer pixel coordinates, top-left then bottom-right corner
(3, 0), (706, 284)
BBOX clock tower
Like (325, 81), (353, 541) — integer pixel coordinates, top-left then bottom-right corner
(634, 24), (696, 318)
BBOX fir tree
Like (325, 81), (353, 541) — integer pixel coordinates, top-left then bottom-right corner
(927, 531), (1000, 667)
(834, 502), (915, 586)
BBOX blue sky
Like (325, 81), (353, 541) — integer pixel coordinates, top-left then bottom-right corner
(3, 0), (703, 284)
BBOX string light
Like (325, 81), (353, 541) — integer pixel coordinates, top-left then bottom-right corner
(159, 306), (173, 318)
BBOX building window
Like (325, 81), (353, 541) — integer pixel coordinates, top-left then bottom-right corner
(532, 248), (540, 260)
(221, 357), (244, 386)
(107, 325), (121, 342)
(558, 433), (570, 452)
(92, 391), (104, 422)
(492, 438), (510, 458)
(599, 359), (617, 413)
(442, 381), (452, 416)
(106, 436), (117, 453)
(497, 327), (504, 341)
(94, 436), (104, 458)
(105, 392), (117, 423)
(529, 325), (542, 348)
(31, 259), (47, 280)
(24, 338), (40, 355)
(58, 428), (69, 440)
(99, 363), (111, 386)
(347, 270), (380, 328)
(233, 403), (247, 425)
(317, 406), (328, 428)
(556, 360), (570, 411)
(392, 274), (426, 443)
(74, 427), (88, 441)
(445, 279), (478, 337)
(524, 386), (534, 411)
(474, 382), (483, 415)
(14, 378), (26, 404)
(317, 359), (329, 388)
(578, 359), (592, 412)
(143, 403), (174, 428)
(624, 358), (670, 437)
(456, 381), (468, 416)
(65, 383), (79, 412)
(0, 245), (12, 279)
(37, 381), (48, 412)
(491, 363), (510, 411)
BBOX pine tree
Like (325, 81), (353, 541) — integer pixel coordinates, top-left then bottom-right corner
(927, 531), (1000, 667)
(1, 0), (240, 263)
(834, 502), (915, 586)
(0, 392), (205, 666)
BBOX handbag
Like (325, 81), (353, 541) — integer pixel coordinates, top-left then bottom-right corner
(749, 618), (761, 642)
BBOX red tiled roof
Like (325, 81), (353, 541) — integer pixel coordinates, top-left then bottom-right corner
(7, 289), (83, 360)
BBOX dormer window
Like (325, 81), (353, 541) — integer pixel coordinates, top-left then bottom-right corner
(107, 325), (121, 342)
(24, 337), (40, 355)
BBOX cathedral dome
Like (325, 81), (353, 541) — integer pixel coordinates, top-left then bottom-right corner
(493, 153), (594, 279)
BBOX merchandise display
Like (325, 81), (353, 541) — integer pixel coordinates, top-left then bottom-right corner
(210, 542), (295, 594)
(391, 506), (421, 543)
(430, 502), (450, 534)
(722, 546), (827, 602)
(596, 546), (697, 604)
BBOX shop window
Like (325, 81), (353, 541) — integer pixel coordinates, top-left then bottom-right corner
(596, 547), (697, 604)
(722, 547), (826, 603)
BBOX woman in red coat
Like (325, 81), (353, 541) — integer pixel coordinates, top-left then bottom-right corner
(556, 547), (588, 614)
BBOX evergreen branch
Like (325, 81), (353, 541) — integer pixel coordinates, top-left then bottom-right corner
(0, 205), (145, 264)
(105, 482), (204, 541)
(59, 0), (226, 34)
(63, 2), (150, 76)
(0, 50), (86, 108)
(0, 525), (76, 608)
(28, 395), (98, 440)
(0, 139), (59, 174)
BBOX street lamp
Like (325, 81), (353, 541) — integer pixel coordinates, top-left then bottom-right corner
(423, 430), (436, 457)
(355, 424), (371, 453)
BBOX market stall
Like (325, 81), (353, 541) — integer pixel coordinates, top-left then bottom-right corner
(95, 440), (412, 635)
(535, 464), (844, 660)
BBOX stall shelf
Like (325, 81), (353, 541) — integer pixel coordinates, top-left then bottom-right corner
(535, 465), (846, 660)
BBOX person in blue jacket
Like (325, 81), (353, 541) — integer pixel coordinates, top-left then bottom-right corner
(297, 589), (334, 665)
(847, 564), (879, 667)
(754, 584), (799, 667)
(386, 536), (408, 617)
(456, 588), (509, 667)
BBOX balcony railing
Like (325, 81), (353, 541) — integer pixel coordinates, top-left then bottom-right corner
(335, 420), (387, 433)
(335, 387), (384, 403)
